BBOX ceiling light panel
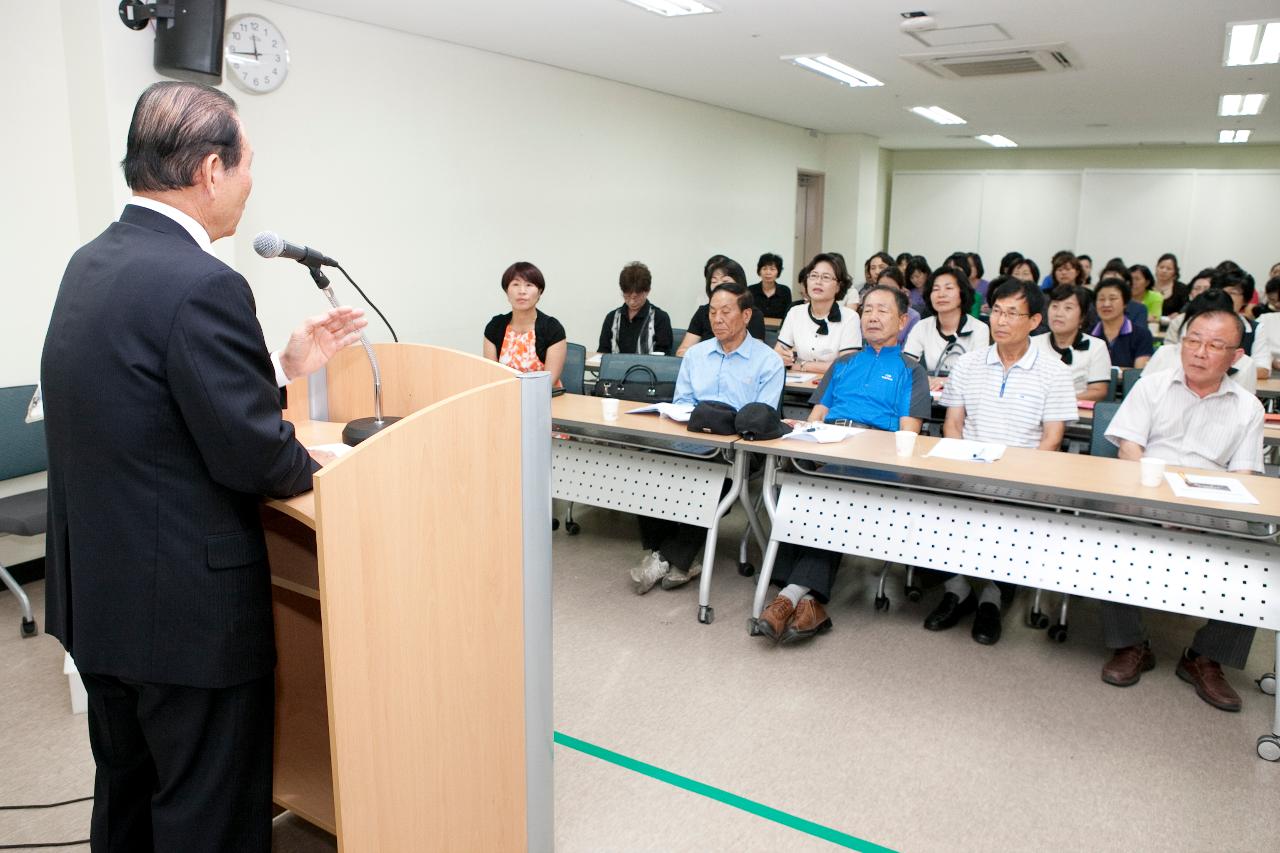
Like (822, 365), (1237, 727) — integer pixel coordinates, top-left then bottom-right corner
(909, 105), (967, 125)
(620, 0), (717, 17)
(1218, 129), (1252, 143)
(1225, 20), (1280, 66)
(784, 55), (884, 88)
(975, 134), (1017, 148)
(1218, 93), (1268, 116)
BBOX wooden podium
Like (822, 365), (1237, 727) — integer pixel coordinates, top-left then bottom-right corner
(264, 344), (553, 851)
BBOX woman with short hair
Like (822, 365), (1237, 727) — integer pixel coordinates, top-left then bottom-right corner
(1032, 285), (1112, 401)
(598, 261), (674, 355)
(483, 261), (567, 387)
(904, 267), (989, 391)
(775, 253), (862, 376)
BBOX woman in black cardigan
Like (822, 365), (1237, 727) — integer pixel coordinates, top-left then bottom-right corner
(483, 261), (567, 387)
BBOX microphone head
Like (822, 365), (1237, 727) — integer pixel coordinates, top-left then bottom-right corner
(253, 231), (284, 259)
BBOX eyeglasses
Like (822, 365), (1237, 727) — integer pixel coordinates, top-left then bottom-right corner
(807, 272), (837, 283)
(989, 307), (1030, 321)
(1182, 336), (1235, 354)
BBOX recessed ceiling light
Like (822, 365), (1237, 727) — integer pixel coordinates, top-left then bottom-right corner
(1219, 93), (1268, 116)
(909, 105), (967, 125)
(1218, 129), (1252, 144)
(619, 0), (717, 17)
(784, 54), (884, 88)
(975, 134), (1017, 148)
(1225, 20), (1280, 66)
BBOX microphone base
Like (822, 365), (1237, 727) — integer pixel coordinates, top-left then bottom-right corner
(342, 416), (401, 447)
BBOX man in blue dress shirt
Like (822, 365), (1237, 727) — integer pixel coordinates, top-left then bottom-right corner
(632, 282), (784, 594)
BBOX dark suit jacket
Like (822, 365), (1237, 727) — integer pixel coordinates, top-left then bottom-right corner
(41, 205), (316, 688)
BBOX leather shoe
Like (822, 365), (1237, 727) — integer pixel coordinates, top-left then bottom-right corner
(781, 598), (832, 644)
(923, 591), (976, 631)
(755, 595), (794, 642)
(1101, 643), (1155, 687)
(971, 602), (1002, 645)
(1176, 650), (1242, 712)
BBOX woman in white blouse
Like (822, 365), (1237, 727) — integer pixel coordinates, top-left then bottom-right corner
(1031, 284), (1112, 401)
(775, 253), (862, 375)
(903, 267), (989, 391)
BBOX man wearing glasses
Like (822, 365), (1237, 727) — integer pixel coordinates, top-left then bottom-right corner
(1100, 305), (1264, 711)
(927, 277), (1078, 645)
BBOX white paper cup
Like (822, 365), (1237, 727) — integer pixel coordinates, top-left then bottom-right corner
(601, 398), (620, 421)
(1139, 456), (1166, 488)
(894, 430), (917, 457)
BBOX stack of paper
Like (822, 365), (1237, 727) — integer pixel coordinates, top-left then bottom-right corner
(782, 424), (864, 444)
(925, 438), (1006, 463)
(307, 442), (353, 459)
(1163, 472), (1259, 504)
(585, 353), (603, 368)
(627, 402), (695, 423)
(786, 372), (818, 384)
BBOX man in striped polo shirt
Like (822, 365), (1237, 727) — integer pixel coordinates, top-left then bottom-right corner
(928, 277), (1078, 644)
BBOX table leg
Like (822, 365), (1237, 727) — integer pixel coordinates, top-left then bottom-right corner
(695, 451), (747, 625)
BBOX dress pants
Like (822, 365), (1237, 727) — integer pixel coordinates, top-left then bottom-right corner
(81, 671), (274, 853)
(636, 481), (733, 571)
(1100, 603), (1256, 669)
(769, 543), (841, 603)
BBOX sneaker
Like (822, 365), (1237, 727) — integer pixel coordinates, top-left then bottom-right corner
(630, 551), (668, 595)
(660, 562), (702, 590)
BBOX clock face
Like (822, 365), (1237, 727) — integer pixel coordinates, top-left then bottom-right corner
(224, 15), (289, 94)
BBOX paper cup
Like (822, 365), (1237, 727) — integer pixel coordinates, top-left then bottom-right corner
(1139, 456), (1166, 488)
(601, 398), (620, 421)
(894, 430), (917, 457)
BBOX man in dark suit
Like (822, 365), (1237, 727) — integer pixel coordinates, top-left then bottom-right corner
(40, 82), (366, 852)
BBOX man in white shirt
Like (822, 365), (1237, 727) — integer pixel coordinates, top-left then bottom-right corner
(1100, 308), (1265, 711)
(930, 279), (1078, 644)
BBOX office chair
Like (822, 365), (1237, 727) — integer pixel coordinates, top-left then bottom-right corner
(1105, 366), (1120, 402)
(1026, 401), (1122, 643)
(1120, 367), (1143, 398)
(562, 343), (586, 395)
(0, 385), (47, 638)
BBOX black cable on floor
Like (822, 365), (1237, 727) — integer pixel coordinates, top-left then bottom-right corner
(0, 797), (91, 811)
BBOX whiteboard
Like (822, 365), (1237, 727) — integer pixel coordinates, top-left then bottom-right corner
(978, 172), (1081, 274)
(887, 172), (982, 263)
(1183, 171), (1280, 285)
(1075, 171), (1197, 269)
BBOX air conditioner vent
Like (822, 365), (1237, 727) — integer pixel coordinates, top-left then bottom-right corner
(904, 43), (1078, 80)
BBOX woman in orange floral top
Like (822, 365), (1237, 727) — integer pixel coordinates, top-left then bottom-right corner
(483, 261), (567, 388)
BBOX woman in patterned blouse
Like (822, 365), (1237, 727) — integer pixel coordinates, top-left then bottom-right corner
(483, 261), (567, 388)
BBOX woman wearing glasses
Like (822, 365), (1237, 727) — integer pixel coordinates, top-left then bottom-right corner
(903, 267), (989, 392)
(774, 253), (862, 376)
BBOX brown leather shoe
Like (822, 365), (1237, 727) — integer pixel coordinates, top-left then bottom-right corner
(1101, 643), (1156, 687)
(1176, 650), (1242, 712)
(780, 598), (832, 644)
(756, 596), (794, 642)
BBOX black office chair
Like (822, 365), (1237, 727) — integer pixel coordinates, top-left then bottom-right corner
(562, 342), (586, 395)
(1027, 401), (1123, 643)
(0, 385), (47, 638)
(1120, 367), (1143, 398)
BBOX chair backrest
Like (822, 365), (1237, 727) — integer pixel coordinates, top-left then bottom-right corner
(598, 354), (683, 385)
(670, 328), (687, 349)
(1089, 401), (1122, 458)
(1120, 367), (1143, 397)
(0, 385), (48, 480)
(562, 343), (586, 395)
(764, 328), (780, 348)
(1105, 366), (1120, 402)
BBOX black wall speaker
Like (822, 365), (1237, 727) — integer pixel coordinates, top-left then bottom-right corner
(153, 1), (227, 84)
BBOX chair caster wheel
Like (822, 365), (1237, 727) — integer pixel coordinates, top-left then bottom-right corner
(874, 595), (890, 612)
(698, 606), (714, 625)
(737, 562), (755, 577)
(1047, 624), (1068, 643)
(747, 618), (762, 636)
(1027, 610), (1050, 630)
(1257, 673), (1277, 696)
(566, 521), (581, 536)
(904, 585), (922, 603)
(20, 619), (37, 639)
(552, 518), (559, 531)
(1257, 735), (1280, 762)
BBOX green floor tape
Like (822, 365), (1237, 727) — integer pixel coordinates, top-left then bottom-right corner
(553, 731), (896, 852)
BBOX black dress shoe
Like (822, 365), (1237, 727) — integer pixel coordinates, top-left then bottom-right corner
(971, 602), (1003, 645)
(923, 591), (977, 631)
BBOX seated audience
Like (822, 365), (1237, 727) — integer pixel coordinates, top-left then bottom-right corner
(1128, 264), (1164, 319)
(904, 256), (931, 312)
(755, 285), (931, 645)
(1050, 255), (1085, 291)
(872, 266), (922, 345)
(748, 252), (792, 321)
(999, 251), (1024, 277)
(931, 279), (1077, 645)
(1163, 268), (1216, 345)
(483, 261), (566, 386)
(1255, 301), (1280, 375)
(775, 253), (862, 376)
(631, 283), (784, 594)
(904, 267), (990, 389)
(677, 256), (766, 355)
(1010, 257), (1040, 285)
(1100, 306), (1264, 711)
(1209, 268), (1267, 379)
(1077, 254), (1093, 286)
(1092, 277), (1154, 368)
(895, 252), (913, 275)
(1249, 276), (1280, 319)
(1041, 250), (1073, 289)
(1033, 284), (1112, 401)
(597, 261), (674, 355)
(1154, 253), (1188, 316)
(851, 251), (895, 306)
(1146, 291), (1258, 392)
(966, 252), (990, 315)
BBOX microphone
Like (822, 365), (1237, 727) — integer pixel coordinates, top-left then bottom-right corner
(253, 231), (338, 268)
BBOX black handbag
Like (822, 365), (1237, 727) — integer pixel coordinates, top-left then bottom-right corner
(592, 365), (677, 403)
